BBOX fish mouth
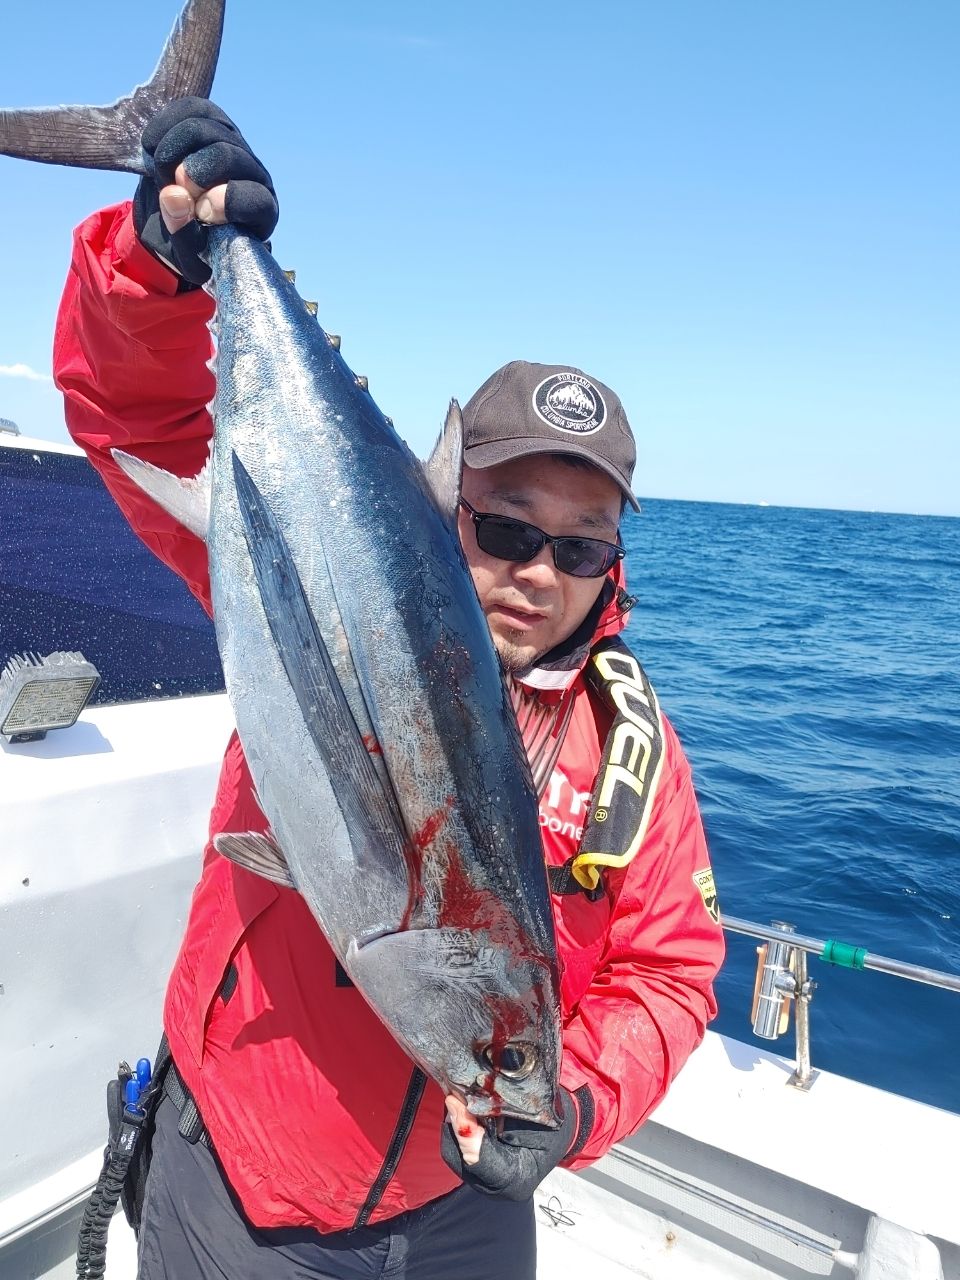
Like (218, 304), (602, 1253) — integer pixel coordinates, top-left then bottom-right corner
(463, 1080), (562, 1129)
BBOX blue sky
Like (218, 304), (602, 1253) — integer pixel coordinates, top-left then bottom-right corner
(0, 0), (956, 515)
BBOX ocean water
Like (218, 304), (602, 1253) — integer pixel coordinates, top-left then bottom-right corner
(622, 499), (960, 1112)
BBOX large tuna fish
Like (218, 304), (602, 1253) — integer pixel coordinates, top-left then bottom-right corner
(0, 0), (562, 1125)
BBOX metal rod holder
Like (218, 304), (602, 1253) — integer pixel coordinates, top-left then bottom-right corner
(735, 910), (960, 1090)
(787, 948), (818, 1091)
(751, 922), (796, 1040)
(748, 920), (819, 1088)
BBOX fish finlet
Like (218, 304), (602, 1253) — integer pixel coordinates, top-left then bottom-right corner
(356, 375), (369, 392)
(327, 334), (342, 351)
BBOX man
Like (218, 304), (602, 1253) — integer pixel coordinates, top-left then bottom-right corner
(56, 100), (723, 1280)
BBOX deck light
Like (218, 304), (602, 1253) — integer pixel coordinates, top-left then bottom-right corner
(0, 651), (101, 743)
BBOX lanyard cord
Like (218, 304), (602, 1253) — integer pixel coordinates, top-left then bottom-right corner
(509, 679), (576, 800)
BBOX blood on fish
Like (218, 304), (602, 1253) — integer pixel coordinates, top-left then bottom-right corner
(439, 842), (533, 954)
(483, 992), (531, 1045)
(473, 1067), (505, 1111)
(458, 1124), (473, 1138)
(470, 981), (553, 1113)
(397, 797), (454, 930)
(411, 800), (453, 853)
(361, 734), (382, 755)
(402, 819), (554, 1116)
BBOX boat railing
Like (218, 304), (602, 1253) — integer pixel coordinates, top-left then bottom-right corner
(721, 915), (960, 1089)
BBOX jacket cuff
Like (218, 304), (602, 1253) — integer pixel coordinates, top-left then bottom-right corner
(565, 1084), (595, 1160)
(113, 204), (184, 297)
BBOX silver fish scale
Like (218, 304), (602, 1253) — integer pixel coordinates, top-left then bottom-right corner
(342, 511), (543, 930)
(208, 249), (412, 941)
(203, 227), (561, 1118)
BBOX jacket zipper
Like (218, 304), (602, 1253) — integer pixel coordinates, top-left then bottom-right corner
(353, 1066), (427, 1228)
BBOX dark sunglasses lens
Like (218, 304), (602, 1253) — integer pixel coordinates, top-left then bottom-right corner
(476, 516), (543, 563)
(555, 538), (619, 578)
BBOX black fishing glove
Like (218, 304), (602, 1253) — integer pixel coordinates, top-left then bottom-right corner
(440, 1087), (582, 1201)
(133, 97), (279, 289)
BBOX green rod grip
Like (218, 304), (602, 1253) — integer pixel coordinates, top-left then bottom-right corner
(821, 939), (867, 970)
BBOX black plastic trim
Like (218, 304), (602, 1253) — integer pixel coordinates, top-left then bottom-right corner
(568, 1084), (595, 1159)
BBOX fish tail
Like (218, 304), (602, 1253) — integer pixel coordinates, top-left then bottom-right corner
(0, 0), (225, 175)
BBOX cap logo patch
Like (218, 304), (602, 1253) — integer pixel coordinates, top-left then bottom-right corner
(533, 372), (606, 435)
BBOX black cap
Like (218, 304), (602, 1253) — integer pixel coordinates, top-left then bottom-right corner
(461, 360), (639, 511)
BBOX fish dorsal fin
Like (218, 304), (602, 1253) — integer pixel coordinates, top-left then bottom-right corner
(214, 831), (296, 889)
(112, 449), (211, 541)
(422, 399), (463, 527)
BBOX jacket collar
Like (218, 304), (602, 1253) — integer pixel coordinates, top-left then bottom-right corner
(515, 562), (636, 694)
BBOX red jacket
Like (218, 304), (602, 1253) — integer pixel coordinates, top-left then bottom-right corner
(55, 202), (724, 1232)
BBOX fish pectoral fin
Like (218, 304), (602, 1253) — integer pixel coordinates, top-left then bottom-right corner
(233, 451), (411, 871)
(422, 400), (464, 528)
(213, 831), (296, 889)
(112, 449), (212, 541)
(346, 928), (496, 986)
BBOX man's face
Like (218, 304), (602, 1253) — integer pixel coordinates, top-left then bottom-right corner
(458, 455), (623, 674)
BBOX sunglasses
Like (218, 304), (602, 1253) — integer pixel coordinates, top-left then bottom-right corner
(460, 499), (624, 579)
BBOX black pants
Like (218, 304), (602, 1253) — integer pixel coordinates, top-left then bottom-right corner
(137, 1097), (536, 1279)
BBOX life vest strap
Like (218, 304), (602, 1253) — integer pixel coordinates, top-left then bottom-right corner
(550, 636), (665, 899)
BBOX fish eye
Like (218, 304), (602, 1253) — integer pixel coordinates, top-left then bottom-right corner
(480, 1042), (538, 1081)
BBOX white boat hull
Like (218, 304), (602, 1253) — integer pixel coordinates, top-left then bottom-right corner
(2, 694), (957, 1279)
